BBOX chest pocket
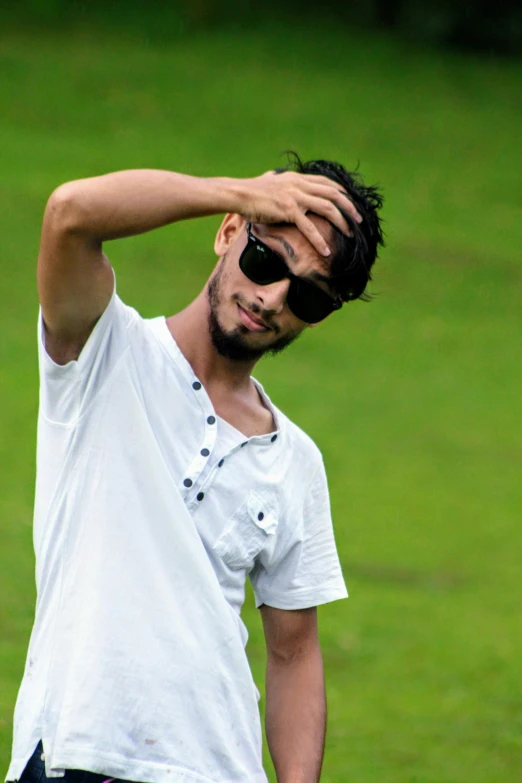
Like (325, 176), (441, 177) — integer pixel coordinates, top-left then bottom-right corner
(214, 491), (278, 571)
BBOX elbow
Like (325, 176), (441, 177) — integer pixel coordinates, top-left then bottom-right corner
(44, 183), (89, 235)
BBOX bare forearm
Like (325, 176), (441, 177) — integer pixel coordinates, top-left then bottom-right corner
(36, 165), (361, 359)
(265, 647), (326, 783)
(48, 170), (249, 241)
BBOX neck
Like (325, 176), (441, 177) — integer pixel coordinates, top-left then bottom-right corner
(166, 290), (258, 392)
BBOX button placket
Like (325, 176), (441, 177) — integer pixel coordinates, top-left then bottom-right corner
(246, 428), (281, 449)
(187, 423), (282, 512)
(182, 371), (283, 502)
(180, 375), (217, 499)
(189, 433), (246, 503)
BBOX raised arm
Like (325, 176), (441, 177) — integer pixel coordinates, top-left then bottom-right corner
(38, 168), (359, 363)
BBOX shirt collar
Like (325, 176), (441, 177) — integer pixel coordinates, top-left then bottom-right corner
(153, 316), (283, 444)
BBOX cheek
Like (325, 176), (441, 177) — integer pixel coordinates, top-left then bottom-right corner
(276, 313), (307, 341)
(281, 307), (308, 330)
(211, 267), (232, 303)
(219, 260), (244, 295)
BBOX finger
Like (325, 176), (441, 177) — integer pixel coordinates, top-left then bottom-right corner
(299, 176), (363, 223)
(293, 213), (332, 257)
(303, 196), (354, 237)
(326, 187), (363, 225)
(312, 184), (363, 225)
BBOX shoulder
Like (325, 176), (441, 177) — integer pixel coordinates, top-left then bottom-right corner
(258, 387), (326, 483)
(278, 408), (323, 464)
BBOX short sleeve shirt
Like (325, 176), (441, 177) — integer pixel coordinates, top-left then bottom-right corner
(6, 286), (347, 783)
(143, 300), (348, 618)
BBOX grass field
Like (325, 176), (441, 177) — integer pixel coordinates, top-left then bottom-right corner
(0, 22), (521, 783)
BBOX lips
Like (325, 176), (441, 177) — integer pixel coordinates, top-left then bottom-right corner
(237, 303), (270, 332)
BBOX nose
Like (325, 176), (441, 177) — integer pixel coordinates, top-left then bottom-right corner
(254, 278), (291, 314)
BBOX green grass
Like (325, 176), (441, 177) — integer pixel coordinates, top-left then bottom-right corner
(1, 22), (521, 782)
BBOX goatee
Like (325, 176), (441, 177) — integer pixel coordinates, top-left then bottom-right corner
(207, 266), (300, 362)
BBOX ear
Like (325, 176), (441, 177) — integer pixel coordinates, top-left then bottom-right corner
(214, 213), (246, 257)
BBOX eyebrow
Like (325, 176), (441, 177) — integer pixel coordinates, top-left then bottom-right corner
(264, 232), (333, 288)
(309, 270), (332, 284)
(264, 233), (296, 260)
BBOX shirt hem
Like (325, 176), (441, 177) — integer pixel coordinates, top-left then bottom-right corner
(43, 747), (266, 783)
(254, 584), (349, 610)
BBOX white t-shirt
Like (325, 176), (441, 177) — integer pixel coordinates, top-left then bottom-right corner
(7, 286), (347, 783)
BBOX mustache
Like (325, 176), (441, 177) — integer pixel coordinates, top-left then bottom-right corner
(234, 295), (281, 334)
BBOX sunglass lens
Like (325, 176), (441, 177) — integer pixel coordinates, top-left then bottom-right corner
(287, 279), (335, 324)
(239, 242), (286, 285)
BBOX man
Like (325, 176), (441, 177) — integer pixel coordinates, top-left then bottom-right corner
(7, 154), (384, 783)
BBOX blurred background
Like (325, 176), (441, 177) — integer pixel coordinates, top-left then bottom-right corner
(0, 2), (521, 781)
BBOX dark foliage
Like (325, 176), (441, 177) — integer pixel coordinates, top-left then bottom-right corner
(2, 0), (521, 56)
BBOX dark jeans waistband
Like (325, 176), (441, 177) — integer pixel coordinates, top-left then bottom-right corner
(15, 742), (137, 783)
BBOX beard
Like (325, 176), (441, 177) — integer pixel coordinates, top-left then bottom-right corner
(207, 262), (301, 362)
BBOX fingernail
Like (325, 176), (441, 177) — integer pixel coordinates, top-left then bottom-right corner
(324, 247), (331, 256)
(356, 214), (363, 223)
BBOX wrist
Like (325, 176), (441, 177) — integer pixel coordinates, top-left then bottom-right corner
(206, 176), (250, 217)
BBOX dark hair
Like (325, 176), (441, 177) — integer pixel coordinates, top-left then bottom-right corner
(276, 152), (385, 302)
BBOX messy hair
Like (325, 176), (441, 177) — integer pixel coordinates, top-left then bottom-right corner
(276, 152), (385, 302)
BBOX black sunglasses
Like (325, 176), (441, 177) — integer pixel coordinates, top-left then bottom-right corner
(238, 224), (342, 324)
